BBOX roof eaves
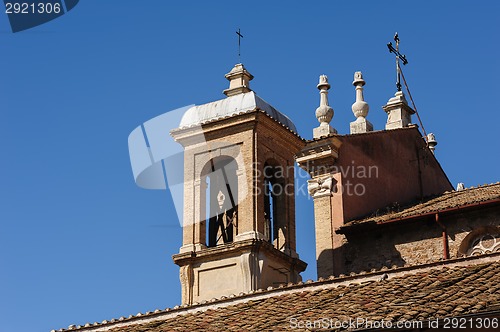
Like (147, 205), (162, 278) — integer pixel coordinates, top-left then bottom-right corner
(339, 182), (500, 232)
(170, 108), (305, 141)
(54, 253), (500, 332)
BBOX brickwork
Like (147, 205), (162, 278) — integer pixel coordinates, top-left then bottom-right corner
(172, 109), (307, 304)
(343, 206), (499, 274)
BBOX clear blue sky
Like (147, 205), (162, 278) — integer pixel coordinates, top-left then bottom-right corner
(1, 1), (498, 331)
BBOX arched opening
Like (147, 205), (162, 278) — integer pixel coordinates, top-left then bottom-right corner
(264, 176), (277, 244)
(458, 226), (500, 257)
(203, 156), (238, 247)
(263, 161), (287, 250)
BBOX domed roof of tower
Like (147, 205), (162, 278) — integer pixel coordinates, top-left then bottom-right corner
(178, 64), (298, 134)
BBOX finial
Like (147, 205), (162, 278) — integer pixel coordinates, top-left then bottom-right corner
(313, 75), (337, 138)
(352, 72), (369, 119)
(315, 75), (333, 125)
(427, 133), (437, 154)
(223, 63), (253, 97)
(350, 72), (373, 134)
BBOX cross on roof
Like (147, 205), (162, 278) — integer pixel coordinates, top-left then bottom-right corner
(387, 32), (409, 91)
(236, 29), (243, 59)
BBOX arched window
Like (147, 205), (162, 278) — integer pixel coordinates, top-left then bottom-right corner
(458, 226), (500, 257)
(204, 157), (238, 247)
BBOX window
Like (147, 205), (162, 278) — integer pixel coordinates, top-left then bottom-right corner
(204, 157), (238, 247)
(458, 226), (500, 257)
(263, 161), (287, 250)
(264, 176), (277, 244)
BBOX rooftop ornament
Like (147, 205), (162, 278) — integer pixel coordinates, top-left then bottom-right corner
(350, 71), (373, 134)
(313, 75), (337, 139)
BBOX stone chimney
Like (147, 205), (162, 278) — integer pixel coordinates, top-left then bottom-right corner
(313, 75), (337, 139)
(350, 71), (373, 134)
(382, 90), (415, 129)
(223, 63), (254, 97)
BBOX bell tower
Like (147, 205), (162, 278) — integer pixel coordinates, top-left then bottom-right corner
(171, 64), (306, 305)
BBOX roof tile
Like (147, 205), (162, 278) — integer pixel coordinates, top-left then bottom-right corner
(343, 183), (500, 228)
(65, 260), (500, 332)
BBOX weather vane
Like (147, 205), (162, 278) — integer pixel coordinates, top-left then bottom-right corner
(387, 32), (408, 91)
(236, 28), (243, 60)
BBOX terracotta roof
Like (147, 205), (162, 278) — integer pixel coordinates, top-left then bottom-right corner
(341, 183), (500, 229)
(55, 254), (500, 332)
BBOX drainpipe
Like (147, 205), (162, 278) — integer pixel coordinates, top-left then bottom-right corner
(435, 213), (450, 259)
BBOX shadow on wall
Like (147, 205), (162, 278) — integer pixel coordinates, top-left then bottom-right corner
(316, 244), (406, 277)
(343, 240), (406, 275)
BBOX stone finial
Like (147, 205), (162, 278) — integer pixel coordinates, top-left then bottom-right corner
(427, 133), (437, 154)
(313, 75), (337, 139)
(382, 90), (415, 130)
(350, 71), (373, 134)
(223, 63), (254, 97)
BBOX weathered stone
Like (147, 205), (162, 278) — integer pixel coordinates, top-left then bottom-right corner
(350, 71), (373, 134)
(382, 90), (415, 129)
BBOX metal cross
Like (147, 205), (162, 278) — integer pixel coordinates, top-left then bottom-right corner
(387, 32), (408, 91)
(236, 28), (243, 59)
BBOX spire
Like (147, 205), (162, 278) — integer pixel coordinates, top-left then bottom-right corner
(350, 71), (373, 134)
(313, 75), (337, 139)
(223, 63), (253, 97)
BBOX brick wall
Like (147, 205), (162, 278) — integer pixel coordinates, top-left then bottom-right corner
(342, 206), (499, 274)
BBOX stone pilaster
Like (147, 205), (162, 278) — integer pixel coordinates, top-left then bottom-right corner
(296, 136), (344, 278)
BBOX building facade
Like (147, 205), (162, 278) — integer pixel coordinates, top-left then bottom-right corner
(55, 64), (500, 332)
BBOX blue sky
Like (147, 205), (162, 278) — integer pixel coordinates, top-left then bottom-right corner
(0, 1), (498, 331)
